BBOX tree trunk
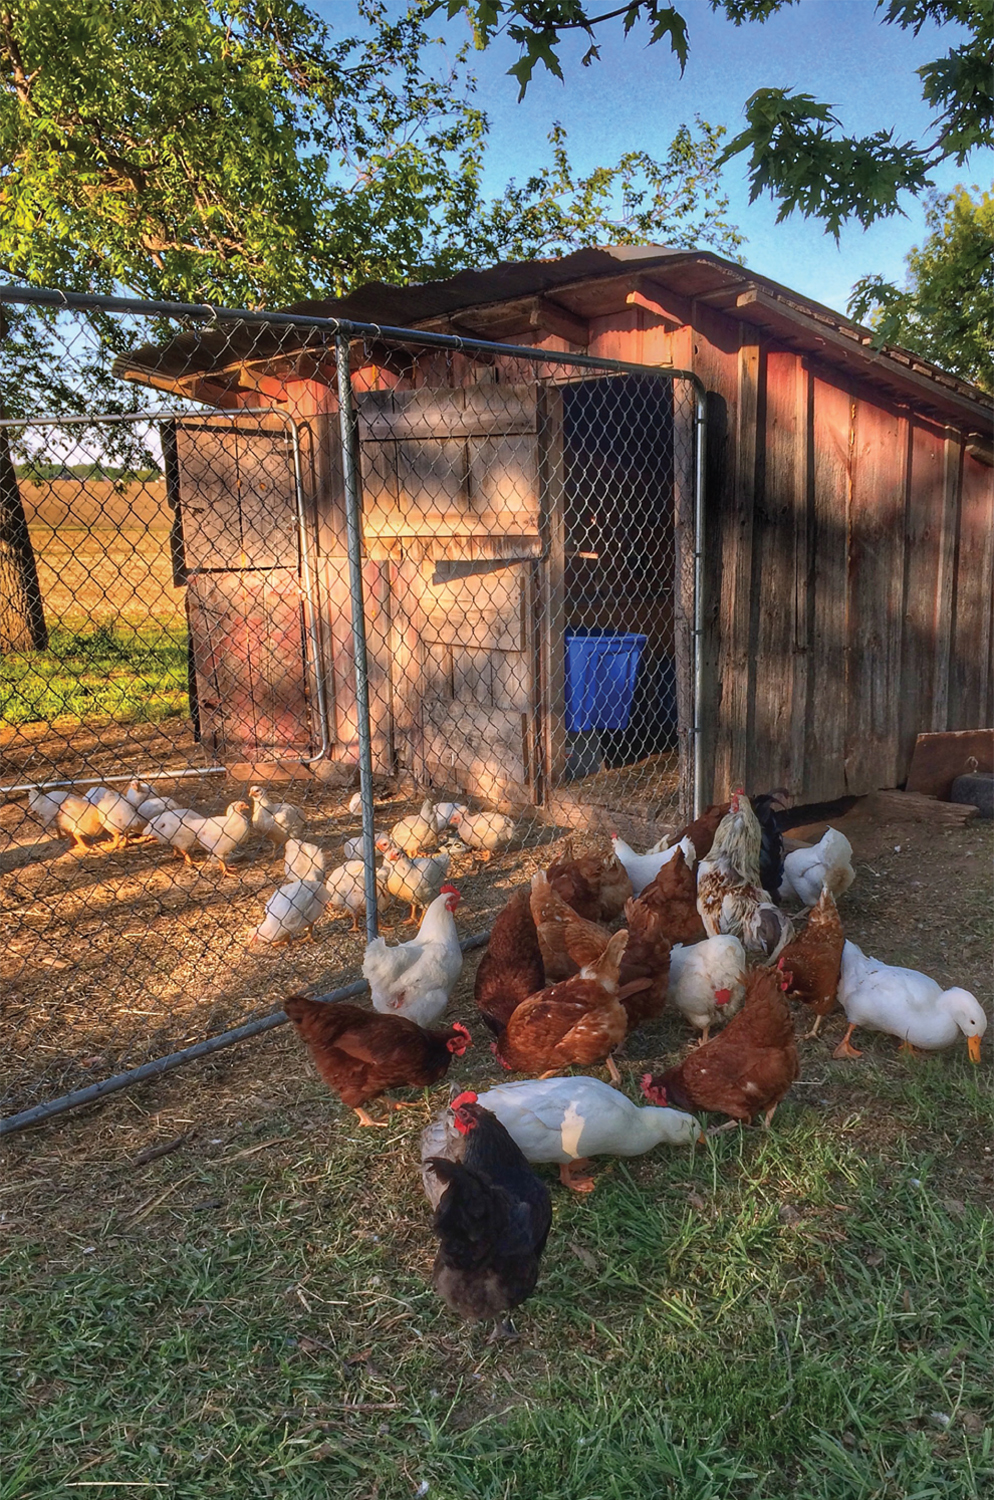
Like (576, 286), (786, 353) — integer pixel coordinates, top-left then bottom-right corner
(0, 419), (48, 653)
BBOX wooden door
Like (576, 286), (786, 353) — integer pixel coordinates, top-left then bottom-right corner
(356, 385), (547, 808)
(167, 416), (314, 758)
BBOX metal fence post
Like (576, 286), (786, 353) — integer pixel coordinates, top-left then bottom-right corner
(335, 331), (379, 943)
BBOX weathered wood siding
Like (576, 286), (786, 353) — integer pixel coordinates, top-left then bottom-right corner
(701, 331), (994, 803)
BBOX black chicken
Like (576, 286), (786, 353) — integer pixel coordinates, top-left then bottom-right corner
(750, 791), (788, 902)
(421, 1092), (552, 1335)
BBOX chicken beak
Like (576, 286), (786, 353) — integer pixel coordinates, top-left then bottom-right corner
(967, 1034), (982, 1064)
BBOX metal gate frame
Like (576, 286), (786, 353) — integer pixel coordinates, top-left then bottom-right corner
(0, 283), (706, 1134)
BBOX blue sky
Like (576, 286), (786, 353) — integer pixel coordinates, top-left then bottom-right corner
(320, 0), (993, 319)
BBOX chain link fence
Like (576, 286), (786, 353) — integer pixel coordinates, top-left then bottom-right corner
(0, 286), (703, 1128)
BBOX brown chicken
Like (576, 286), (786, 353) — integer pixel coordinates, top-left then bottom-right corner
(557, 895), (672, 1032)
(546, 842), (632, 922)
(495, 928), (629, 1081)
(640, 962), (799, 1126)
(530, 869), (610, 983)
(638, 846), (706, 944)
(283, 995), (471, 1126)
(778, 886), (844, 1037)
(676, 801), (731, 862)
(474, 889), (545, 1035)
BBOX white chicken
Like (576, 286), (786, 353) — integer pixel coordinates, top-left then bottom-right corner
(344, 831), (383, 862)
(284, 838), (328, 882)
(432, 800), (469, 832)
(781, 828), (855, 908)
(473, 1077), (702, 1192)
(379, 847), (450, 923)
(611, 833), (696, 896)
(27, 788), (105, 851)
(249, 787), (306, 843)
(146, 806), (203, 865)
(348, 792), (363, 816)
(189, 800), (253, 875)
(84, 785), (147, 849)
(388, 799), (439, 857)
(324, 859), (370, 932)
(448, 809), (515, 859)
(667, 935), (748, 1044)
(249, 878), (331, 945)
(834, 941), (987, 1062)
(363, 885), (463, 1026)
(125, 779), (184, 821)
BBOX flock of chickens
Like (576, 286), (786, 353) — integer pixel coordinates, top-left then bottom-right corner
(24, 781), (515, 941)
(281, 790), (988, 1337)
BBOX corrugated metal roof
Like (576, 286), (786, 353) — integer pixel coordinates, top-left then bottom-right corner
(115, 244), (992, 427)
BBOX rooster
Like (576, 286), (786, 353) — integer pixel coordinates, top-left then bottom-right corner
(750, 791), (788, 902)
(284, 995), (471, 1127)
(363, 885), (462, 1026)
(494, 927), (629, 1081)
(697, 791), (775, 949)
(778, 885), (844, 1037)
(642, 961), (799, 1127)
(421, 1093), (552, 1334)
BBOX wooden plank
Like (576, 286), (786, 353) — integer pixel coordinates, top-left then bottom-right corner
(467, 432), (540, 531)
(898, 420), (945, 775)
(357, 385), (537, 440)
(671, 377), (696, 822)
(844, 397), (907, 793)
(906, 728), (994, 797)
(233, 426), (299, 569)
(930, 432), (962, 730)
(538, 383), (567, 798)
(419, 700), (530, 808)
(867, 788), (978, 824)
(173, 423), (243, 571)
(321, 557), (393, 774)
(751, 350), (804, 794)
(792, 363), (815, 797)
(713, 333), (760, 797)
(806, 373), (852, 801)
(186, 569), (311, 755)
(950, 450), (994, 729)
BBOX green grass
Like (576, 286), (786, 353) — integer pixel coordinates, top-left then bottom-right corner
(2, 1043), (991, 1500)
(0, 620), (189, 728)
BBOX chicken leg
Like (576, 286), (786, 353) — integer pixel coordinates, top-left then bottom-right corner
(805, 1014), (825, 1039)
(558, 1159), (596, 1194)
(604, 1054), (622, 1087)
(697, 1025), (711, 1048)
(353, 1107), (389, 1128)
(832, 1023), (862, 1059)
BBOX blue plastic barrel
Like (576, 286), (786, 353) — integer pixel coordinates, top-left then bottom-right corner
(565, 631), (647, 733)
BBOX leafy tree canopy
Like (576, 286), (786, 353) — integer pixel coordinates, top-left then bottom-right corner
(0, 0), (741, 309)
(435, 1), (994, 234)
(849, 183), (994, 391)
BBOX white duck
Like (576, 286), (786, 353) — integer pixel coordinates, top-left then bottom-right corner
(781, 828), (855, 908)
(248, 879), (331, 945)
(835, 941), (986, 1062)
(473, 1077), (703, 1192)
(611, 833), (696, 896)
(668, 935), (747, 1045)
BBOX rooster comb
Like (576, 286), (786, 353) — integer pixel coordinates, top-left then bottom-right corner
(450, 1022), (471, 1039)
(440, 883), (460, 896)
(450, 1090), (478, 1111)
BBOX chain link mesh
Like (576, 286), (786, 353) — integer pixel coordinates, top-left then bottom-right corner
(0, 293), (699, 1120)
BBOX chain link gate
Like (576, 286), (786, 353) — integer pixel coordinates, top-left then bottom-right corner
(0, 286), (704, 1130)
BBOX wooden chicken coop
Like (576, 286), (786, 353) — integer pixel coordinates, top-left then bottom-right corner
(118, 244), (994, 816)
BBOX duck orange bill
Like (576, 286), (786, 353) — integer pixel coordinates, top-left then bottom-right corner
(967, 1035), (982, 1064)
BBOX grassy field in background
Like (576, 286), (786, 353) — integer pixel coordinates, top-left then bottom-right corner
(3, 479), (189, 730)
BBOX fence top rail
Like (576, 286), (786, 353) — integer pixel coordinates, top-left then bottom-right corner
(0, 281), (706, 395)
